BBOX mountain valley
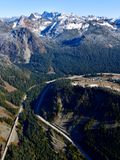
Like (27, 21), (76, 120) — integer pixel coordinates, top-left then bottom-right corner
(0, 11), (120, 160)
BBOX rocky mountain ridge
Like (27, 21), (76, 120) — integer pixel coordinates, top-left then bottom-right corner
(2, 11), (120, 37)
(0, 11), (120, 74)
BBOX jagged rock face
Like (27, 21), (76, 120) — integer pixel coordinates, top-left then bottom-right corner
(0, 12), (120, 74)
(0, 27), (46, 63)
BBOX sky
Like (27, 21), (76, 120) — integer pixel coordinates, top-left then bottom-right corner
(0, 0), (120, 18)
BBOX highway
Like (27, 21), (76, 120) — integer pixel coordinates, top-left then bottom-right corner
(35, 74), (120, 160)
(36, 115), (74, 144)
(1, 95), (27, 160)
(2, 73), (120, 160)
(36, 115), (91, 160)
(35, 76), (94, 160)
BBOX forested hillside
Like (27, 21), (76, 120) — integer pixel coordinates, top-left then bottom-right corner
(36, 80), (120, 160)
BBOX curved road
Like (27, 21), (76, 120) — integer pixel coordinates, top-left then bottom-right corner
(35, 74), (120, 160)
(2, 73), (120, 160)
(35, 77), (93, 160)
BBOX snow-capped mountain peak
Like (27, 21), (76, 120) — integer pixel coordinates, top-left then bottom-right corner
(41, 11), (61, 20)
(2, 11), (120, 38)
(29, 13), (41, 20)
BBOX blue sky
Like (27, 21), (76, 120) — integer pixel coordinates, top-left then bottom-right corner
(0, 0), (120, 18)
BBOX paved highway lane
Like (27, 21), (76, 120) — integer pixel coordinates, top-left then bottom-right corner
(1, 95), (27, 160)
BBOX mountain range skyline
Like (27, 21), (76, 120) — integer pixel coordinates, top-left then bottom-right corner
(0, 0), (120, 18)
